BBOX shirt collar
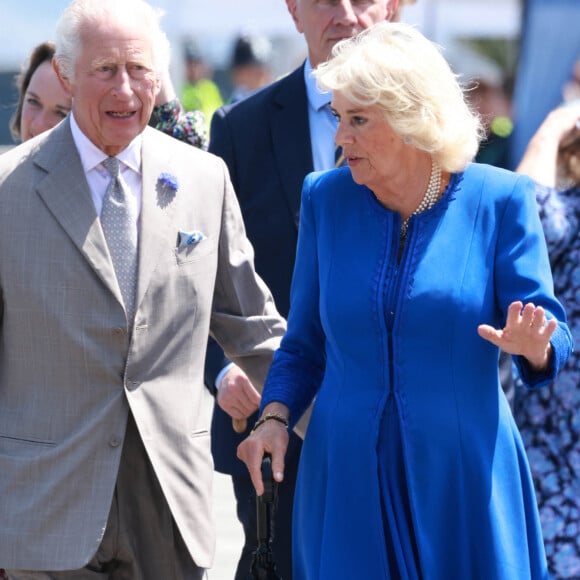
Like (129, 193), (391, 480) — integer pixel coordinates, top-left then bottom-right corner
(69, 112), (142, 175)
(304, 58), (333, 113)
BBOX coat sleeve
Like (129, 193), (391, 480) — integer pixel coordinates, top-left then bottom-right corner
(203, 107), (237, 392)
(260, 175), (326, 429)
(209, 160), (286, 392)
(494, 173), (573, 387)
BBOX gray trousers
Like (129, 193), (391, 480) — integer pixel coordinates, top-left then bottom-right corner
(6, 413), (206, 580)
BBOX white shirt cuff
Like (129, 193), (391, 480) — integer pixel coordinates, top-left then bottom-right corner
(215, 362), (235, 390)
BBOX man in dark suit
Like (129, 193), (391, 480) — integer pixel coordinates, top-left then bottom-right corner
(206, 0), (400, 577)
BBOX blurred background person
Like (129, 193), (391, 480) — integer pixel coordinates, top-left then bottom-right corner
(227, 33), (273, 104)
(514, 92), (580, 578)
(508, 0), (580, 170)
(9, 41), (71, 143)
(468, 74), (514, 169)
(238, 21), (573, 579)
(148, 60), (208, 150)
(180, 38), (223, 125)
(449, 45), (514, 171)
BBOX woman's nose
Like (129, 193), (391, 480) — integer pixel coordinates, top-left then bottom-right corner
(30, 110), (54, 137)
(335, 121), (352, 146)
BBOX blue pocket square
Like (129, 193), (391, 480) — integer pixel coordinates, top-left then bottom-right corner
(178, 230), (206, 249)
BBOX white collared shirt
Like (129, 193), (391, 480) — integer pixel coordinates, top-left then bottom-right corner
(69, 112), (143, 224)
(304, 59), (338, 172)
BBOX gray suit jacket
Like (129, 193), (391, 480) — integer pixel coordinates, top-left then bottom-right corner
(0, 119), (285, 570)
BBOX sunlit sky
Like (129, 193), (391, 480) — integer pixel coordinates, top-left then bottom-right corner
(0, 0), (300, 71)
(0, 0), (520, 72)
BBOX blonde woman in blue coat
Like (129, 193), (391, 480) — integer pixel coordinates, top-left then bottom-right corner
(238, 22), (573, 580)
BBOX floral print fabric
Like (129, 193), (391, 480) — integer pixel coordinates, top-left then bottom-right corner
(149, 98), (208, 151)
(514, 184), (580, 579)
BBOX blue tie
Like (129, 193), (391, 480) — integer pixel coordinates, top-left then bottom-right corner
(334, 146), (345, 167)
(327, 102), (345, 167)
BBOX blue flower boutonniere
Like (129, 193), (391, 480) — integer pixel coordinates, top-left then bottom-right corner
(156, 172), (178, 208)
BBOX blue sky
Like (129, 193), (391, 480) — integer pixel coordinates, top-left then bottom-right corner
(0, 0), (298, 72)
(0, 1), (522, 77)
(0, 1), (71, 69)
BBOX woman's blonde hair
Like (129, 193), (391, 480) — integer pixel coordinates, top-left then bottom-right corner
(314, 22), (484, 172)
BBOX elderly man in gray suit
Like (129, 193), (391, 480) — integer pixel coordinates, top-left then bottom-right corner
(0, 0), (285, 578)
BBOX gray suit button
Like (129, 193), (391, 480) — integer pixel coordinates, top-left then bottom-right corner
(109, 437), (121, 447)
(126, 380), (141, 390)
(113, 327), (124, 336)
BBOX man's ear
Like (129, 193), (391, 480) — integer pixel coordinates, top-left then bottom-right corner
(387, 0), (400, 21)
(285, 0), (303, 34)
(153, 76), (161, 101)
(52, 58), (73, 97)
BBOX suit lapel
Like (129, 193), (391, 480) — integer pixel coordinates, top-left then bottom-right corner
(136, 128), (178, 312)
(270, 65), (314, 229)
(34, 123), (180, 317)
(34, 119), (121, 304)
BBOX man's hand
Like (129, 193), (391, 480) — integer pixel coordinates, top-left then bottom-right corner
(217, 365), (261, 432)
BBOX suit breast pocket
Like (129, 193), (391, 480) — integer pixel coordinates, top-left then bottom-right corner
(174, 238), (217, 266)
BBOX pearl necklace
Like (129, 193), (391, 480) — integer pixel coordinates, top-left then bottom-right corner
(400, 159), (442, 239)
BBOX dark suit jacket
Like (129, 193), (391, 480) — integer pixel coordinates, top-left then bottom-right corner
(207, 64), (312, 475)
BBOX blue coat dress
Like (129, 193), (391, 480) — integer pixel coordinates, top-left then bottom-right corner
(261, 163), (573, 579)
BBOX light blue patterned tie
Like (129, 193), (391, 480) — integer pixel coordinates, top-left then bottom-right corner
(100, 157), (138, 322)
(334, 145), (345, 168)
(326, 102), (345, 168)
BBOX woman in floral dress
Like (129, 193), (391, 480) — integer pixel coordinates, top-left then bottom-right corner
(515, 99), (580, 579)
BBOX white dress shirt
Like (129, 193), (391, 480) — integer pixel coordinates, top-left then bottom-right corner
(304, 58), (338, 172)
(69, 112), (142, 228)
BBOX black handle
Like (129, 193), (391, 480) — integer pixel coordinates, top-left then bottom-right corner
(256, 453), (277, 545)
(247, 453), (282, 579)
(260, 454), (275, 503)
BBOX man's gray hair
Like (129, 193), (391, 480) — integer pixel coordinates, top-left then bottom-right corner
(54, 0), (170, 81)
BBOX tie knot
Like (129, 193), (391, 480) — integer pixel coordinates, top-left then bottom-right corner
(103, 157), (120, 178)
